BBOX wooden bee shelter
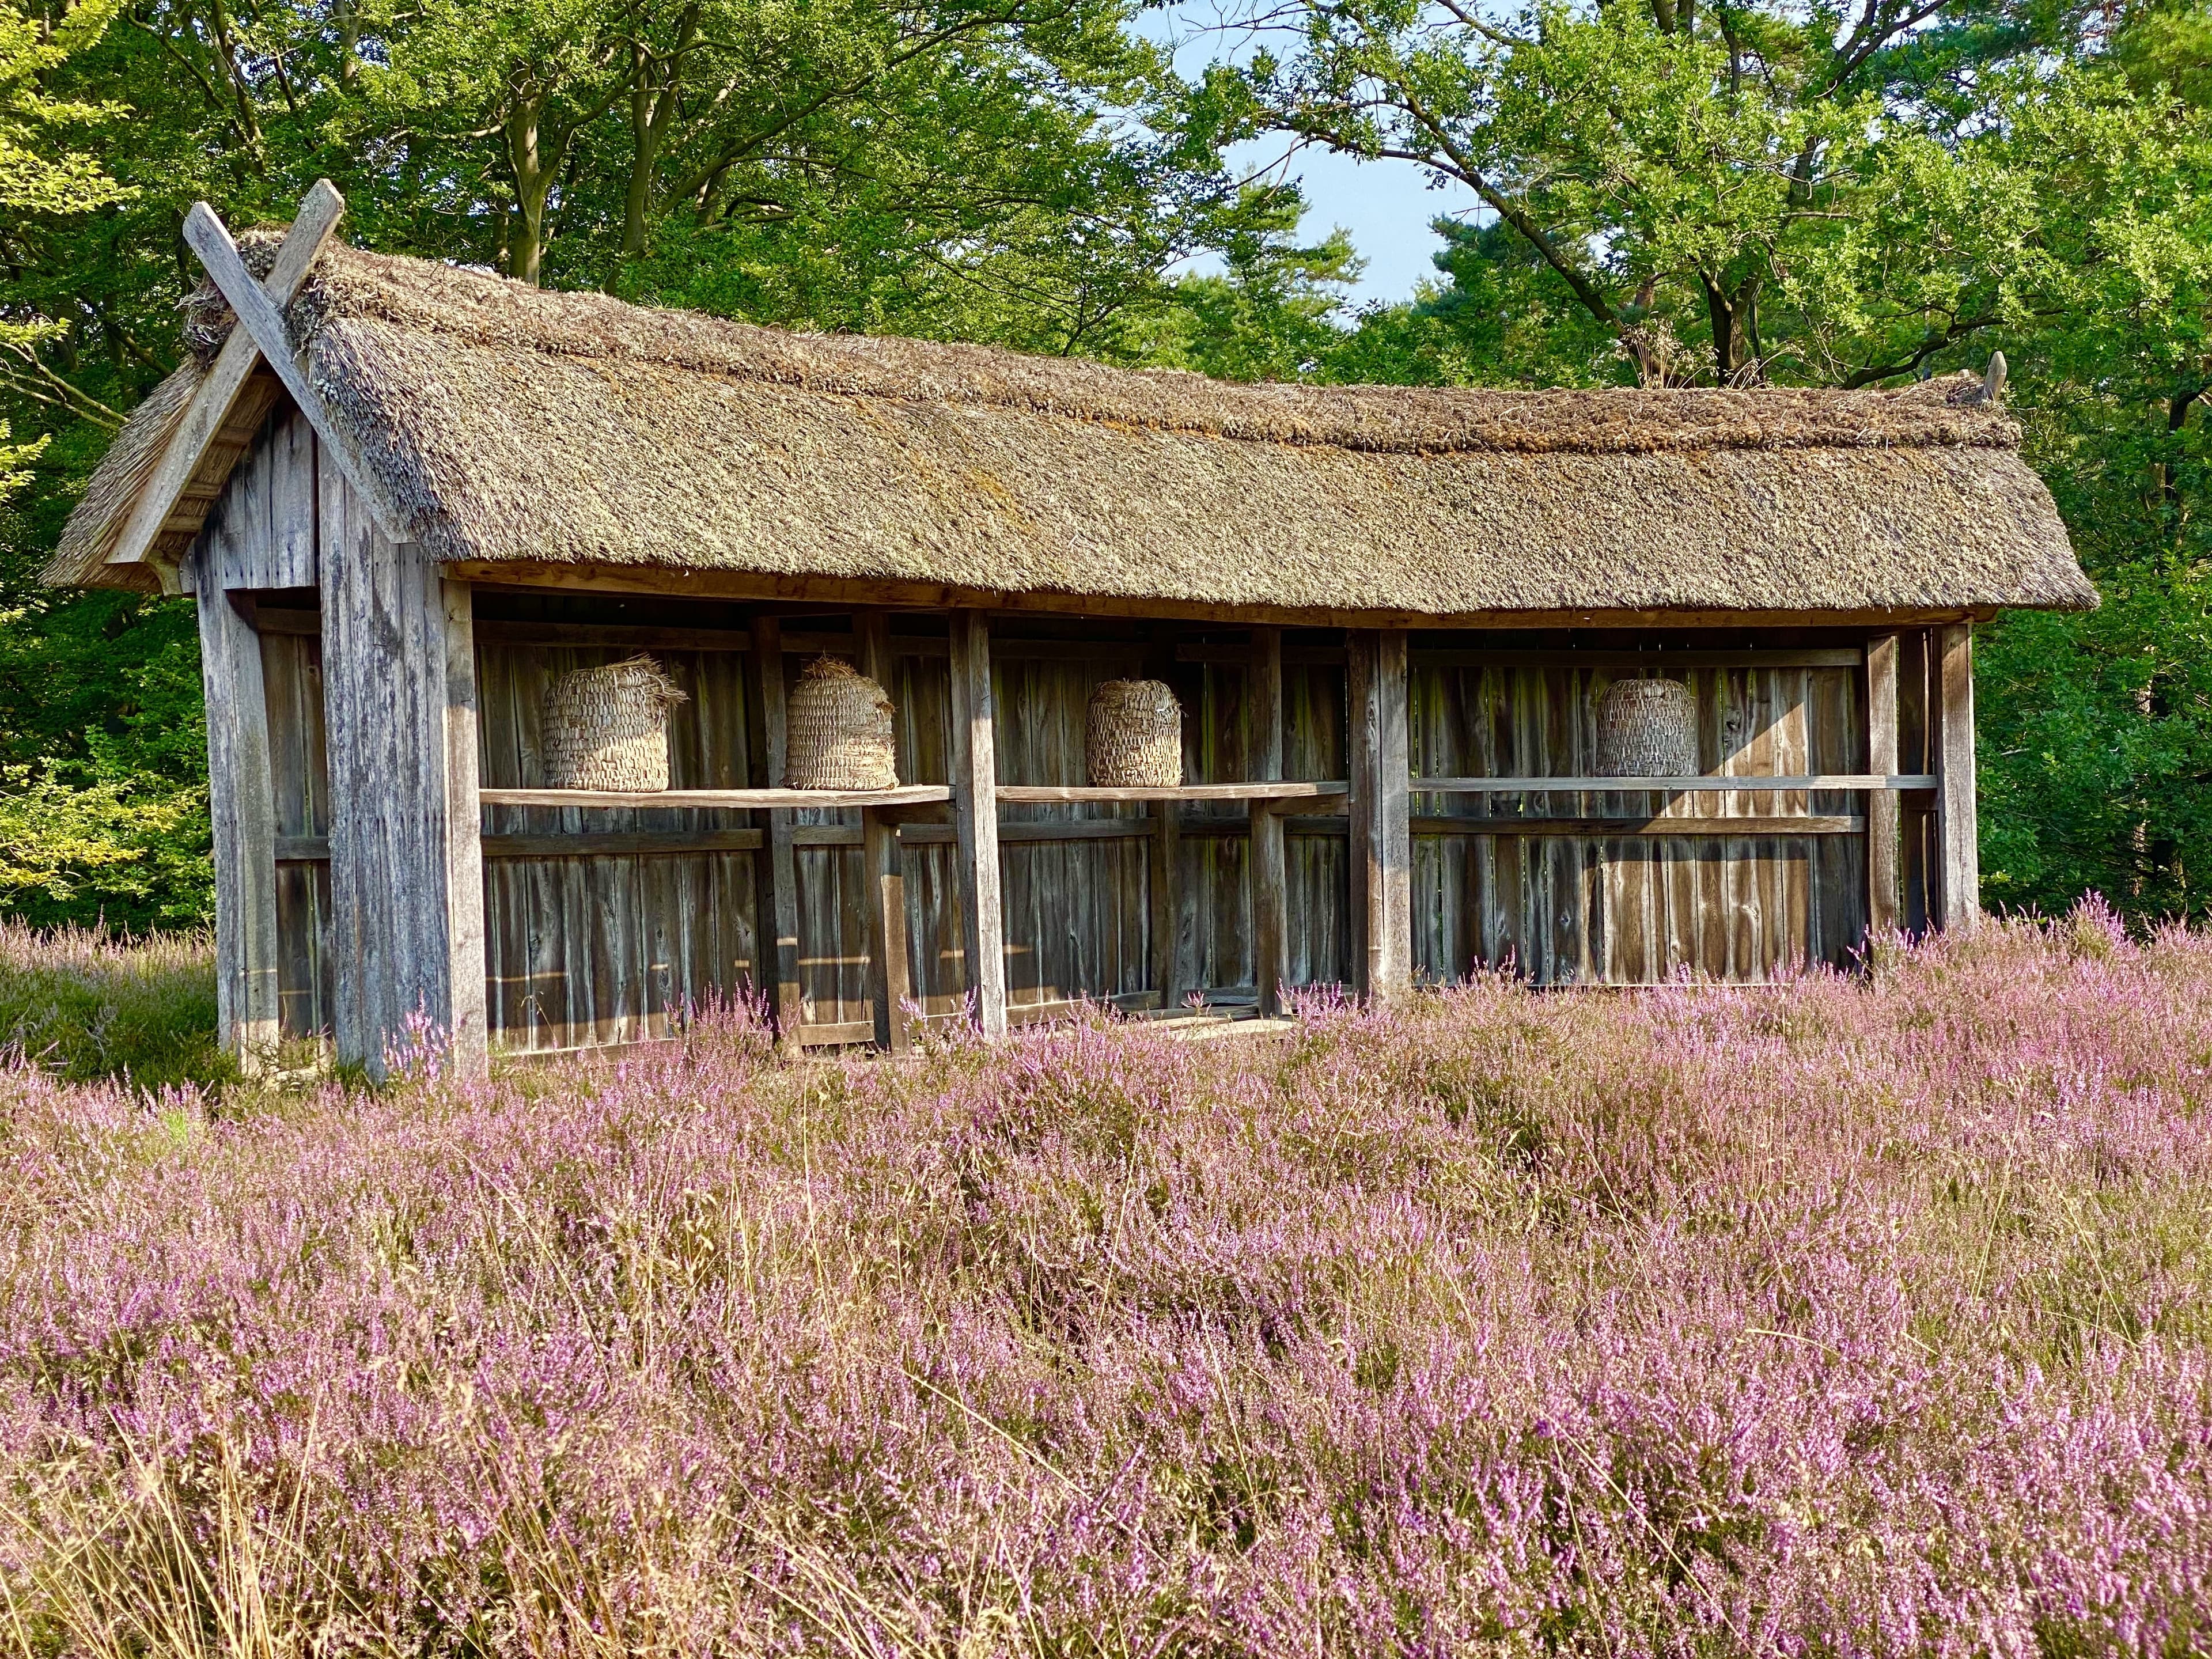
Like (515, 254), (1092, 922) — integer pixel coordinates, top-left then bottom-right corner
(47, 184), (2097, 1077)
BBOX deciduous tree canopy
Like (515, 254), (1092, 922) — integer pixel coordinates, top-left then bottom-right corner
(1, 0), (2208, 927)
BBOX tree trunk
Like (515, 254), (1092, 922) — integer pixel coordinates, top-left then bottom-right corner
(623, 70), (657, 258)
(336, 0), (359, 91)
(506, 98), (552, 286)
(623, 8), (699, 259)
(1702, 271), (1760, 384)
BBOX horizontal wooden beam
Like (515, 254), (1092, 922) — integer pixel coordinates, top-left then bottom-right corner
(1412, 647), (1863, 670)
(1414, 775), (1937, 793)
(444, 560), (1991, 633)
(1007, 990), (1161, 1025)
(1177, 645), (1865, 670)
(286, 804), (1866, 865)
(797, 816), (1162, 847)
(479, 784), (953, 809)
(279, 829), (771, 861)
(1410, 815), (1866, 836)
(250, 607), (321, 636)
(476, 619), (753, 652)
(483, 830), (763, 858)
(1190, 812), (1866, 838)
(995, 781), (1349, 805)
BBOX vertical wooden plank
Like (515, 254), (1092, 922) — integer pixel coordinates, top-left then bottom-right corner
(1249, 624), (1287, 1014)
(1251, 804), (1289, 1016)
(319, 457), (482, 1078)
(948, 611), (1008, 1036)
(853, 612), (910, 1050)
(1150, 800), (1181, 1010)
(1899, 630), (1932, 935)
(1346, 629), (1412, 1006)
(748, 614), (803, 1044)
(1865, 634), (1901, 942)
(269, 410), (318, 589)
(1935, 622), (1979, 931)
(1145, 627), (1185, 1007)
(441, 580), (487, 1074)
(191, 540), (281, 1070)
(1249, 627), (1285, 782)
(862, 812), (916, 1051)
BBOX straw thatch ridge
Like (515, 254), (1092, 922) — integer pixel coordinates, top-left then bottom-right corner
(293, 241), (2020, 458)
(48, 236), (2097, 617)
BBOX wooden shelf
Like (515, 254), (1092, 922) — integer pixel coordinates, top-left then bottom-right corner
(478, 784), (953, 809)
(1414, 774), (1936, 793)
(1410, 814), (1868, 837)
(993, 781), (1349, 805)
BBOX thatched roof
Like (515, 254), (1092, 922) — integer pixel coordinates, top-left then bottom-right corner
(50, 237), (2095, 618)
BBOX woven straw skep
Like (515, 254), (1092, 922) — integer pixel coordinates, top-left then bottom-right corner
(1594, 678), (1700, 778)
(1086, 679), (1183, 788)
(541, 655), (687, 791)
(786, 656), (897, 790)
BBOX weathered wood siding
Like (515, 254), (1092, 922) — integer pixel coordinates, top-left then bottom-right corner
(1406, 661), (1868, 983)
(318, 460), (484, 1075)
(474, 642), (760, 1052)
(848, 641), (1165, 1023)
(262, 625), (332, 1041)
(248, 597), (1893, 1055)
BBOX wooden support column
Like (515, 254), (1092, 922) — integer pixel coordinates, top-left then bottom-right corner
(319, 460), (486, 1078)
(1865, 633), (1901, 941)
(1346, 628), (1412, 1005)
(191, 546), (281, 1071)
(1247, 626), (1287, 1015)
(856, 611), (913, 1052)
(1933, 622), (1979, 931)
(1899, 630), (1932, 935)
(948, 611), (1007, 1037)
(1145, 626), (1183, 1009)
(1149, 801), (1181, 1012)
(441, 581), (488, 1075)
(747, 614), (804, 1046)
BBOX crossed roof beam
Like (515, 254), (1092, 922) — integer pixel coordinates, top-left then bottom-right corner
(108, 179), (409, 592)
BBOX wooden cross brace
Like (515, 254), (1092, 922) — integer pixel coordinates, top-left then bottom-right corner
(107, 180), (409, 589)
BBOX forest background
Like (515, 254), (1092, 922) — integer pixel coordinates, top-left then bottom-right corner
(0, 0), (2207, 934)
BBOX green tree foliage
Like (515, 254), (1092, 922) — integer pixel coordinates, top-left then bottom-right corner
(1215, 0), (2212, 922)
(5, 0), (2211, 930)
(0, 0), (1331, 927)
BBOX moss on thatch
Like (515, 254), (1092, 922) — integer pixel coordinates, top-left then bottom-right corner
(49, 240), (2096, 616)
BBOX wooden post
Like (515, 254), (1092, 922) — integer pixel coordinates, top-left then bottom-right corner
(948, 611), (1007, 1037)
(1347, 628), (1412, 1005)
(855, 611), (912, 1052)
(748, 614), (804, 1047)
(1145, 626), (1183, 1010)
(441, 580), (488, 1074)
(1248, 626), (1287, 1014)
(1934, 622), (1979, 930)
(1149, 803), (1181, 1012)
(1899, 630), (1931, 935)
(191, 547), (281, 1071)
(1865, 632), (1900, 941)
(319, 458), (487, 1079)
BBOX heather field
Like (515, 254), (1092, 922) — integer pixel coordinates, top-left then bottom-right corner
(2, 911), (2210, 1656)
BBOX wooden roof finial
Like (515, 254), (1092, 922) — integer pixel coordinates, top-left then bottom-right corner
(104, 180), (349, 590)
